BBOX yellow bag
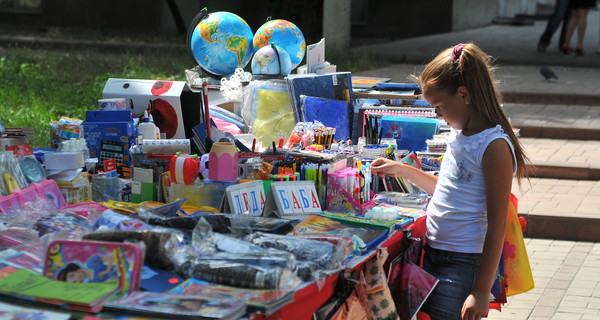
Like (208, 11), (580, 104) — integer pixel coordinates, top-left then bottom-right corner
(503, 194), (534, 296)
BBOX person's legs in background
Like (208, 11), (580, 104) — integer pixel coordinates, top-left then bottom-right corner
(574, 8), (589, 56)
(538, 0), (570, 52)
(558, 5), (572, 50)
(562, 8), (581, 54)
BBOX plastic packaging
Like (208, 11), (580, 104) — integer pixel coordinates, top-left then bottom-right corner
(373, 191), (430, 209)
(188, 250), (299, 290)
(82, 229), (181, 270)
(0, 151), (29, 196)
(91, 173), (125, 202)
(240, 79), (296, 148)
(94, 209), (151, 231)
(244, 232), (347, 282)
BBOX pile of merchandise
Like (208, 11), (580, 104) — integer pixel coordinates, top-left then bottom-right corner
(0, 9), (449, 320)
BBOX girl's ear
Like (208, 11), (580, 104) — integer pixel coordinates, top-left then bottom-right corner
(457, 86), (471, 104)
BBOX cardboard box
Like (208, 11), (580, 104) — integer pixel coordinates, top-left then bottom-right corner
(102, 78), (202, 140)
(83, 110), (136, 166)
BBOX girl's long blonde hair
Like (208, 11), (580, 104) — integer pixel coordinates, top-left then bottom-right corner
(417, 42), (530, 181)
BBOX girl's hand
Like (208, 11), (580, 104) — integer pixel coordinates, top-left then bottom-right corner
(461, 291), (489, 320)
(370, 157), (402, 178)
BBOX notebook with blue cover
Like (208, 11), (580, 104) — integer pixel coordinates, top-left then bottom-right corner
(286, 72), (354, 124)
(301, 95), (352, 141)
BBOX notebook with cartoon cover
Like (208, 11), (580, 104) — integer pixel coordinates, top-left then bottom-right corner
(104, 291), (247, 320)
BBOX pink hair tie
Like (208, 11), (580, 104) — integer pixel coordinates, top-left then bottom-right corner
(451, 43), (467, 64)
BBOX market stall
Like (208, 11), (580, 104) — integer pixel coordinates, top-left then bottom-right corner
(0, 8), (452, 320)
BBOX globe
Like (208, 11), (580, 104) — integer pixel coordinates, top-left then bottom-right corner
(188, 11), (254, 77)
(253, 19), (306, 70)
(251, 44), (293, 75)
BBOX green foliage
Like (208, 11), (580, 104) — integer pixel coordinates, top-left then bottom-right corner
(1, 48), (191, 148)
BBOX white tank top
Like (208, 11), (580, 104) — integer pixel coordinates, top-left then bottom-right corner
(426, 125), (516, 253)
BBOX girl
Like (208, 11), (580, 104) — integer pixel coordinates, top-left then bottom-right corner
(371, 43), (529, 320)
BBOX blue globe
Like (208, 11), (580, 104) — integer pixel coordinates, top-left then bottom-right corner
(253, 19), (305, 70)
(251, 45), (292, 75)
(189, 11), (254, 77)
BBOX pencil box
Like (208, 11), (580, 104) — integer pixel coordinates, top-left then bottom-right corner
(43, 239), (145, 294)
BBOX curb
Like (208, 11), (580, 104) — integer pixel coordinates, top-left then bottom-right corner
(527, 164), (600, 180)
(503, 91), (600, 106)
(518, 126), (600, 140)
(520, 213), (600, 242)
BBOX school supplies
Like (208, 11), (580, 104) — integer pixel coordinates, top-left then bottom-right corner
(292, 215), (388, 253)
(379, 115), (439, 152)
(170, 277), (295, 315)
(43, 239), (145, 295)
(301, 95), (352, 141)
(105, 291), (247, 320)
(0, 268), (119, 313)
(287, 72), (354, 123)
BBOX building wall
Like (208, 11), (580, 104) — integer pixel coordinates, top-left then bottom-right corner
(453, 0), (539, 31)
(452, 0), (498, 31)
(16, 0), (539, 42)
(351, 0), (453, 41)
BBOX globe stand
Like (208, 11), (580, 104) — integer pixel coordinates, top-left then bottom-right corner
(187, 8), (252, 81)
(251, 43), (287, 79)
(186, 8), (223, 80)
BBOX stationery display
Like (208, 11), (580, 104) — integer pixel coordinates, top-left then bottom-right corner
(3, 18), (523, 319)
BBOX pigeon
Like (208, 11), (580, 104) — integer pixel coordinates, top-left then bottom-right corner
(540, 65), (558, 81)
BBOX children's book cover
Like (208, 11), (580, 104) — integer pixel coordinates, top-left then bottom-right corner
(0, 301), (71, 320)
(170, 277), (294, 315)
(292, 214), (388, 253)
(105, 291), (247, 320)
(43, 240), (144, 294)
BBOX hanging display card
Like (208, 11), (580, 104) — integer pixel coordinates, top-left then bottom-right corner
(263, 181), (321, 218)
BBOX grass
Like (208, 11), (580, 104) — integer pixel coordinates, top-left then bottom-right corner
(1, 31), (390, 148)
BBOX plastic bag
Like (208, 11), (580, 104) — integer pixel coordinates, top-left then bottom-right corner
(241, 79), (296, 147)
(244, 232), (346, 282)
(189, 250), (300, 290)
(503, 194), (534, 296)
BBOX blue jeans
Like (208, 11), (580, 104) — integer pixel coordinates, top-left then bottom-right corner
(420, 244), (482, 320)
(539, 0), (571, 48)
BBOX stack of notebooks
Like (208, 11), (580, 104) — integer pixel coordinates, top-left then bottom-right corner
(169, 278), (294, 316)
(105, 291), (247, 320)
(0, 267), (119, 313)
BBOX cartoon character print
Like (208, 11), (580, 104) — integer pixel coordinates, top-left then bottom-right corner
(385, 124), (402, 139)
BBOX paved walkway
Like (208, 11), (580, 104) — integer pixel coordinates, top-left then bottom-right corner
(488, 238), (600, 320)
